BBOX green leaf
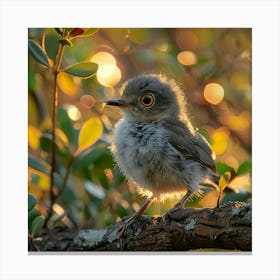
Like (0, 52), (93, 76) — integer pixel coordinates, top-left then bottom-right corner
(236, 161), (252, 176)
(216, 162), (236, 178)
(40, 133), (71, 163)
(72, 142), (107, 173)
(28, 155), (50, 174)
(80, 28), (98, 37)
(94, 151), (114, 169)
(57, 107), (75, 145)
(31, 215), (45, 235)
(63, 62), (98, 78)
(77, 118), (103, 152)
(28, 193), (37, 211)
(28, 208), (41, 232)
(43, 29), (60, 64)
(28, 39), (50, 67)
(221, 191), (251, 205)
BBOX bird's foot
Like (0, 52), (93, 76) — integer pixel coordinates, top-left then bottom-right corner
(115, 215), (137, 239)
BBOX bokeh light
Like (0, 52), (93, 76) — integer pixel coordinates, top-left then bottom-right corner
(211, 127), (230, 155)
(177, 51), (197, 66)
(204, 83), (224, 105)
(91, 51), (116, 65)
(226, 111), (250, 132)
(65, 104), (81, 121)
(97, 64), (121, 87)
(80, 94), (95, 109)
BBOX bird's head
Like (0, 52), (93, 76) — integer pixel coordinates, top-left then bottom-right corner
(106, 74), (186, 122)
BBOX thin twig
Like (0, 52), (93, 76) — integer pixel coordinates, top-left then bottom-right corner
(45, 43), (65, 226)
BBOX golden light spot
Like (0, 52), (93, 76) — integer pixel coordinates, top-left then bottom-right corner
(211, 127), (230, 155)
(57, 72), (78, 96)
(224, 156), (239, 171)
(177, 51), (197, 66)
(230, 173), (251, 192)
(65, 104), (81, 121)
(53, 203), (65, 216)
(227, 112), (250, 132)
(120, 199), (130, 209)
(80, 94), (95, 109)
(104, 169), (113, 183)
(155, 42), (169, 52)
(204, 83), (224, 105)
(90, 51), (116, 65)
(97, 64), (121, 87)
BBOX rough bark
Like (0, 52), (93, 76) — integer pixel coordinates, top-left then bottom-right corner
(72, 202), (251, 251)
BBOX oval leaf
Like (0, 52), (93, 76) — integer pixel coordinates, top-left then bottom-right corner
(28, 155), (50, 174)
(83, 28), (98, 37)
(28, 193), (37, 211)
(237, 161), (252, 176)
(70, 28), (84, 37)
(28, 208), (41, 232)
(63, 62), (98, 78)
(31, 215), (45, 235)
(57, 107), (75, 145)
(28, 39), (50, 67)
(28, 125), (42, 150)
(219, 171), (231, 191)
(77, 118), (103, 152)
(43, 29), (60, 64)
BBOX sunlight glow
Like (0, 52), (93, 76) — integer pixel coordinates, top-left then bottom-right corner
(211, 127), (230, 155)
(226, 112), (251, 132)
(65, 104), (81, 121)
(177, 51), (197, 66)
(97, 64), (121, 87)
(90, 51), (116, 65)
(204, 83), (224, 105)
(80, 94), (95, 109)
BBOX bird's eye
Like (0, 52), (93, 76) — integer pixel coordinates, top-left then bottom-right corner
(140, 93), (155, 107)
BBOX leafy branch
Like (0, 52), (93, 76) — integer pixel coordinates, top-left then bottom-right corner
(28, 28), (100, 228)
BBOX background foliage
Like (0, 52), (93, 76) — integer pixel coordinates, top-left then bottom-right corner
(28, 28), (251, 233)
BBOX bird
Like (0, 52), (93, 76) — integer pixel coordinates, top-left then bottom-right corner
(105, 74), (218, 231)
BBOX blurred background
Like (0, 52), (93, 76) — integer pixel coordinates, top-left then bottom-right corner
(28, 28), (251, 230)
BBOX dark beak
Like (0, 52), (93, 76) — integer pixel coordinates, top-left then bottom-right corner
(105, 99), (128, 107)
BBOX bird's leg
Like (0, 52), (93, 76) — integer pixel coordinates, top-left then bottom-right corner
(117, 197), (155, 237)
(173, 191), (193, 209)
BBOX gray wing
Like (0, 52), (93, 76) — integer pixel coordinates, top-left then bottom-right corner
(164, 121), (216, 173)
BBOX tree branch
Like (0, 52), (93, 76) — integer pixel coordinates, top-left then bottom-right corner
(72, 202), (251, 251)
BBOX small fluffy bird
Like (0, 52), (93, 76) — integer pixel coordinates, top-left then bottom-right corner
(106, 74), (218, 226)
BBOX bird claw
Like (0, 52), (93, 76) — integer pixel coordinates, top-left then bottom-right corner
(115, 215), (136, 239)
